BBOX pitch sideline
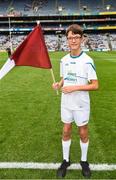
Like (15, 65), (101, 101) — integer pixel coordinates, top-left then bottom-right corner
(0, 162), (115, 171)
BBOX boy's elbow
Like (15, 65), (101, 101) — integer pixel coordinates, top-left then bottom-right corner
(94, 82), (99, 90)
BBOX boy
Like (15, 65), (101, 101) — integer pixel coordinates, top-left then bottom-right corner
(52, 24), (99, 178)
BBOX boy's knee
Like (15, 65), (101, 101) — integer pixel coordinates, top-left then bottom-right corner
(62, 131), (71, 141)
(80, 131), (88, 142)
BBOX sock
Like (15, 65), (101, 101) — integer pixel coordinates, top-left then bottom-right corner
(80, 139), (89, 162)
(62, 139), (71, 162)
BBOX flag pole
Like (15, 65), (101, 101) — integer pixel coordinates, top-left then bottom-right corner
(36, 20), (59, 95)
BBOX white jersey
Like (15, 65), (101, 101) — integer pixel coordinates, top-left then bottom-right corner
(60, 51), (97, 110)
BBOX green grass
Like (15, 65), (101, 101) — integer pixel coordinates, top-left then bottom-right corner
(0, 51), (116, 179)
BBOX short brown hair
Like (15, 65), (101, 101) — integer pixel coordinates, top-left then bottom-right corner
(66, 24), (83, 37)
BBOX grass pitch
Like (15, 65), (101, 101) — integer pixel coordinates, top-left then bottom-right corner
(0, 51), (116, 179)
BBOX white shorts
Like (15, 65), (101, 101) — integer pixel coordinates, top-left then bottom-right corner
(61, 107), (90, 127)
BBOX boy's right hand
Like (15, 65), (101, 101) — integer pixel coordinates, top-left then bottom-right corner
(52, 82), (60, 90)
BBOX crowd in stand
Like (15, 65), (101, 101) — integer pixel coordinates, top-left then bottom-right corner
(0, 34), (116, 52)
(0, 1), (115, 52)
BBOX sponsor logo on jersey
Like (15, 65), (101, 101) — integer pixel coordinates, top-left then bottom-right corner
(70, 62), (76, 64)
(64, 72), (77, 82)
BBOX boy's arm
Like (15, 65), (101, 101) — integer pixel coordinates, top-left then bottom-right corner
(62, 80), (99, 93)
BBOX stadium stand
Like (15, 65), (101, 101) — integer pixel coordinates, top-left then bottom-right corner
(0, 0), (116, 16)
(0, 33), (115, 51)
(0, 0), (116, 52)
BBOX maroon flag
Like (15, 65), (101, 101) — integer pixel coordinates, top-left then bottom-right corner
(11, 25), (52, 69)
(0, 24), (52, 80)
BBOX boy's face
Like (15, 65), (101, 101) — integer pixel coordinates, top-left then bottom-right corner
(67, 31), (83, 50)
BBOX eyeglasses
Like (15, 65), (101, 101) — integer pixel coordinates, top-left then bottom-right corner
(67, 36), (82, 41)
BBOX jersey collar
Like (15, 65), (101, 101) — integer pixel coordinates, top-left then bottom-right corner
(70, 51), (83, 58)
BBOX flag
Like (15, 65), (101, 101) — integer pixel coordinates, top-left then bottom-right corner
(0, 24), (52, 80)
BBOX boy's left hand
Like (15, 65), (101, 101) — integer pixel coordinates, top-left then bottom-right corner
(62, 86), (77, 93)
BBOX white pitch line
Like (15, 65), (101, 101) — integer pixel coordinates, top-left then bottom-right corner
(0, 162), (115, 171)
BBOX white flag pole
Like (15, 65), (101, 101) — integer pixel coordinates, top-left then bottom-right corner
(36, 20), (59, 95)
(8, 17), (13, 53)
